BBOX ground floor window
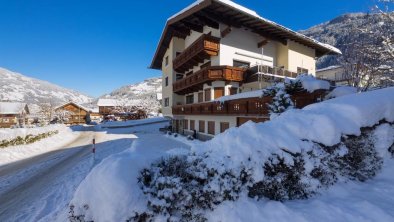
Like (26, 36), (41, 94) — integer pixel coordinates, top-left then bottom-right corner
(199, 120), (205, 133)
(183, 119), (188, 130)
(208, 121), (215, 135)
(164, 98), (169, 107)
(190, 120), (195, 131)
(220, 122), (229, 133)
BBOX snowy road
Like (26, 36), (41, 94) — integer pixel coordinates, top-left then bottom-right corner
(0, 125), (137, 222)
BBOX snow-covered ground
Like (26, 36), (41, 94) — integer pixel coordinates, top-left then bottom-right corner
(0, 125), (79, 166)
(69, 87), (394, 222)
(0, 121), (173, 222)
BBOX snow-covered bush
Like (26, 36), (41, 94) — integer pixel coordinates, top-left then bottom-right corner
(0, 130), (59, 148)
(136, 155), (251, 221)
(267, 89), (294, 118)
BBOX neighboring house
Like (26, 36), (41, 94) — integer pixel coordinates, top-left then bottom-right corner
(316, 65), (349, 85)
(54, 102), (90, 124)
(89, 107), (102, 122)
(150, 0), (341, 140)
(97, 99), (120, 116)
(0, 102), (30, 128)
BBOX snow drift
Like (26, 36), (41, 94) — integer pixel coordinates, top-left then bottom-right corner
(69, 87), (394, 222)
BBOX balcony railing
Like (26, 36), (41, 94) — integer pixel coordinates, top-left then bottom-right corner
(173, 65), (246, 94)
(245, 65), (300, 82)
(172, 90), (326, 116)
(173, 34), (220, 73)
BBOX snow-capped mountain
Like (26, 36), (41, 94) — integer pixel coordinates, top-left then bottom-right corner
(98, 77), (162, 113)
(0, 67), (94, 106)
(301, 12), (394, 68)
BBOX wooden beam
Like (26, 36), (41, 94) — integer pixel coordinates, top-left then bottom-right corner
(257, 39), (269, 48)
(181, 20), (204, 33)
(194, 14), (219, 29)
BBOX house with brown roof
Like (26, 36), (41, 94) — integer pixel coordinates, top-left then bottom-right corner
(0, 102), (30, 128)
(151, 0), (341, 140)
(54, 102), (90, 124)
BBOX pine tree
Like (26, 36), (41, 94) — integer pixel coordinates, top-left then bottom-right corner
(268, 89), (294, 119)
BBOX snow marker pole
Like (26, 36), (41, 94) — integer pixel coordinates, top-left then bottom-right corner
(92, 138), (96, 161)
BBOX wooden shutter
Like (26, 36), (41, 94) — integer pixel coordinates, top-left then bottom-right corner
(205, 89), (211, 101)
(208, 121), (215, 135)
(214, 87), (224, 99)
(199, 120), (205, 133)
(198, 92), (203, 103)
(184, 119), (188, 130)
(220, 122), (229, 133)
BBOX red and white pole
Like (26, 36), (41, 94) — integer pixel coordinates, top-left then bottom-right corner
(92, 138), (96, 161)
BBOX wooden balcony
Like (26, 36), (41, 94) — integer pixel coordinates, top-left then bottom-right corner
(172, 90), (326, 116)
(173, 66), (246, 94)
(173, 34), (220, 73)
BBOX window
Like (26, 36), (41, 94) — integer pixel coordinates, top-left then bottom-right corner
(186, 95), (194, 104)
(297, 67), (309, 74)
(190, 120), (195, 130)
(176, 73), (184, 80)
(229, 87), (238, 95)
(204, 88), (211, 101)
(164, 98), (169, 107)
(200, 61), (211, 69)
(233, 60), (250, 68)
(199, 120), (205, 133)
(214, 87), (224, 99)
(176, 52), (181, 57)
(220, 122), (230, 133)
(184, 119), (188, 130)
(165, 56), (169, 66)
(198, 92), (204, 103)
(208, 121), (215, 135)
(165, 77), (169, 87)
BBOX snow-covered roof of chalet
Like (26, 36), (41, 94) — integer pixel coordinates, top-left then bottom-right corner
(97, 99), (120, 107)
(316, 65), (343, 72)
(55, 101), (91, 112)
(0, 102), (29, 115)
(150, 0), (342, 70)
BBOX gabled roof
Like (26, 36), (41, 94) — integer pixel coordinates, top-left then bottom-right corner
(97, 99), (119, 107)
(0, 102), (29, 115)
(150, 0), (341, 70)
(55, 101), (91, 112)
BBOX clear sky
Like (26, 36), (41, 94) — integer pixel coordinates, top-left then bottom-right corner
(0, 0), (373, 97)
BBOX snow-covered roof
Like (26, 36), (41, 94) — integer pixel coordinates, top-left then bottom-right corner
(55, 101), (91, 112)
(97, 99), (119, 107)
(0, 102), (28, 114)
(151, 0), (341, 69)
(316, 65), (343, 72)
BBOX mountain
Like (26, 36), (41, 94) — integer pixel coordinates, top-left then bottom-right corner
(0, 67), (94, 106)
(99, 77), (162, 113)
(300, 12), (394, 68)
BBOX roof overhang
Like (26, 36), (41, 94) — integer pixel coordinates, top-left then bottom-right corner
(150, 0), (341, 70)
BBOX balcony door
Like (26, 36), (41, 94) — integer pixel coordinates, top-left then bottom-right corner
(214, 87), (225, 99)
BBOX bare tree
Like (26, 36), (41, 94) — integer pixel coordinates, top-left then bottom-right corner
(339, 4), (394, 91)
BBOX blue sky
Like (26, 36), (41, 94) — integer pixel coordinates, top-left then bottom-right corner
(0, 0), (372, 97)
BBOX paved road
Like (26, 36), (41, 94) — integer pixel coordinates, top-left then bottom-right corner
(0, 128), (96, 222)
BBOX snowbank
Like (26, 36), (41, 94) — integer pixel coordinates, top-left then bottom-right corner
(100, 117), (168, 128)
(326, 86), (358, 99)
(0, 124), (78, 165)
(297, 75), (331, 92)
(69, 133), (189, 222)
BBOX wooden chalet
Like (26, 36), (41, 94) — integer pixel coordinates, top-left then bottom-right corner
(0, 102), (30, 128)
(55, 102), (90, 124)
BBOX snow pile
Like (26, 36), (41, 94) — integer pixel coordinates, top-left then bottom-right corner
(296, 75), (331, 92)
(326, 86), (358, 99)
(0, 125), (78, 165)
(69, 87), (394, 222)
(69, 133), (189, 222)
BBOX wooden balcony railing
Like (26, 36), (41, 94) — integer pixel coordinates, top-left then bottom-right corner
(173, 34), (220, 73)
(173, 65), (246, 94)
(245, 65), (299, 82)
(172, 90), (326, 116)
